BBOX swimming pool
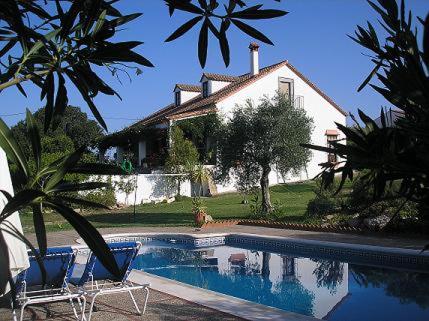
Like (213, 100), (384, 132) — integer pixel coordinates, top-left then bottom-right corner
(129, 236), (429, 321)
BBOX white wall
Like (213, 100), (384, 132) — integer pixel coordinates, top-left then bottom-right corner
(216, 64), (347, 182)
(174, 88), (200, 104)
(103, 174), (192, 205)
(201, 76), (232, 95)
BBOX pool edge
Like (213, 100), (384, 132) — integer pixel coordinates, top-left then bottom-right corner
(128, 269), (320, 321)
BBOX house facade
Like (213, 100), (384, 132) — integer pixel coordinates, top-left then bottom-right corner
(100, 43), (347, 202)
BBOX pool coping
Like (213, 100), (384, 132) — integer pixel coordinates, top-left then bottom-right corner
(77, 231), (429, 270)
(128, 270), (319, 321)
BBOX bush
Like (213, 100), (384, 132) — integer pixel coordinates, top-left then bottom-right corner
(306, 180), (342, 217)
(346, 174), (418, 220)
(83, 188), (117, 209)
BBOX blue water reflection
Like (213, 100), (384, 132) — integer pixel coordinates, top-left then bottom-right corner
(132, 242), (429, 320)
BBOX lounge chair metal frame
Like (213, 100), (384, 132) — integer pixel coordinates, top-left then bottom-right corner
(72, 242), (149, 321)
(12, 247), (86, 321)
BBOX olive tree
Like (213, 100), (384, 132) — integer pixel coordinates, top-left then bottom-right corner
(216, 93), (313, 213)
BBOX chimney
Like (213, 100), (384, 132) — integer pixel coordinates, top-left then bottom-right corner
(249, 42), (260, 75)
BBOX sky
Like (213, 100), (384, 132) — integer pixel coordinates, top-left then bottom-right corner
(1, 0), (429, 132)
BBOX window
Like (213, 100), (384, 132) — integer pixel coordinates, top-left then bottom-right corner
(279, 77), (294, 102)
(326, 131), (339, 163)
(175, 91), (181, 106)
(202, 81), (209, 98)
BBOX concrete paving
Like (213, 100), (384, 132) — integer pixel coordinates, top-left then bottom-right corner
(26, 225), (429, 250)
(0, 288), (244, 321)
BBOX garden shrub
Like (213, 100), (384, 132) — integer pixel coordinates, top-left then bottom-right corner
(346, 175), (418, 220)
(83, 188), (117, 209)
(306, 180), (342, 217)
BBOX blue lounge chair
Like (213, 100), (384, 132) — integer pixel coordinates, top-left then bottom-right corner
(13, 247), (86, 321)
(70, 241), (150, 321)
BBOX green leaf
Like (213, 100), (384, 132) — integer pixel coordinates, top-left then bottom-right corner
(42, 72), (55, 133)
(59, 196), (110, 210)
(32, 204), (47, 257)
(165, 16), (203, 42)
(357, 60), (383, 92)
(51, 181), (110, 193)
(165, 0), (205, 15)
(231, 19), (273, 45)
(92, 9), (107, 37)
(65, 70), (108, 131)
(230, 9), (288, 20)
(46, 202), (120, 278)
(198, 18), (209, 68)
(44, 146), (85, 192)
(0, 190), (46, 221)
(109, 13), (142, 27)
(25, 109), (41, 171)
(219, 20), (230, 67)
(0, 118), (28, 179)
(60, 0), (85, 38)
(358, 109), (378, 129)
(52, 73), (68, 127)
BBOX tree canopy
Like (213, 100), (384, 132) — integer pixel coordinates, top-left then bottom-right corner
(165, 126), (200, 195)
(11, 106), (104, 157)
(216, 93), (313, 213)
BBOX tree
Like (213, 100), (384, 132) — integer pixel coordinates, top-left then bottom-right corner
(216, 93), (313, 213)
(0, 0), (288, 294)
(165, 126), (200, 195)
(11, 106), (104, 157)
(303, 0), (429, 222)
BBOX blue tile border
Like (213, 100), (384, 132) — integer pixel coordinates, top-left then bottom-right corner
(98, 233), (429, 271)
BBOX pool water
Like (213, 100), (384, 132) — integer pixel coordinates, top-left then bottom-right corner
(132, 240), (429, 320)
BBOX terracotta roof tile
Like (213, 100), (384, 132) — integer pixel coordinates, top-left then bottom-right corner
(200, 73), (241, 82)
(174, 84), (201, 92)
(119, 60), (347, 133)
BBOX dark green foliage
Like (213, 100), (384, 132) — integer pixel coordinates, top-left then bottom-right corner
(176, 113), (221, 164)
(306, 180), (343, 217)
(165, 127), (200, 195)
(303, 0), (429, 218)
(346, 175), (418, 221)
(84, 189), (117, 209)
(11, 106), (104, 157)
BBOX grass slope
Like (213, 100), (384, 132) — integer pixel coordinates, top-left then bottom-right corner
(21, 182), (316, 233)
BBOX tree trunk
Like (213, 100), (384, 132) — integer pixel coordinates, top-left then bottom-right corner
(261, 252), (271, 278)
(260, 166), (272, 213)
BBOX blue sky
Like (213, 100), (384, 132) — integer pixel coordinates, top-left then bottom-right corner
(1, 0), (428, 132)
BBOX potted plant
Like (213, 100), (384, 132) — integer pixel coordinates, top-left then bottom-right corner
(192, 197), (207, 227)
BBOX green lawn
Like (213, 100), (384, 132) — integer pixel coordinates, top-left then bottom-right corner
(21, 181), (317, 233)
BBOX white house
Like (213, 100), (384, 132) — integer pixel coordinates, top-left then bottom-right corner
(101, 43), (347, 204)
